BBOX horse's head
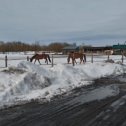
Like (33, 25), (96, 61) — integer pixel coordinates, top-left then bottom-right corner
(30, 54), (38, 62)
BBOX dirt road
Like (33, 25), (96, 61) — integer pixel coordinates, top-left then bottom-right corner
(0, 74), (126, 126)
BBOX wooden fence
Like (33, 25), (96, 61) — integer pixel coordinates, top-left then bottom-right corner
(0, 53), (125, 68)
(0, 55), (29, 68)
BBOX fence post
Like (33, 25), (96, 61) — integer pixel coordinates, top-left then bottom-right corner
(91, 52), (93, 63)
(27, 56), (29, 61)
(108, 55), (110, 60)
(72, 58), (75, 66)
(122, 53), (124, 63)
(5, 55), (7, 67)
(51, 54), (53, 67)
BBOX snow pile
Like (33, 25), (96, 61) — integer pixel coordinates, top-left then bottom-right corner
(0, 61), (126, 109)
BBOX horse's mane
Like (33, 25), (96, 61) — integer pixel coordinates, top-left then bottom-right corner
(32, 54), (38, 58)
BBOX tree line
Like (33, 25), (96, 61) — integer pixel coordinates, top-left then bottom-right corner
(0, 41), (72, 53)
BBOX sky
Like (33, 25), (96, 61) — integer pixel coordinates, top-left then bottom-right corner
(0, 0), (126, 46)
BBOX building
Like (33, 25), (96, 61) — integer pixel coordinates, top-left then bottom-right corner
(62, 46), (80, 54)
(113, 44), (126, 54)
(63, 45), (113, 54)
(83, 46), (112, 53)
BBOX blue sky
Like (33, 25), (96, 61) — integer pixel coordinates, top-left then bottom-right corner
(0, 0), (126, 46)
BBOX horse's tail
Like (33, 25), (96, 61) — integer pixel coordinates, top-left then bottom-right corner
(30, 54), (38, 62)
(83, 54), (86, 62)
(47, 55), (51, 62)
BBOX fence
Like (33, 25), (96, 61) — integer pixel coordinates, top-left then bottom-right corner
(49, 53), (125, 67)
(0, 53), (125, 68)
(0, 55), (29, 68)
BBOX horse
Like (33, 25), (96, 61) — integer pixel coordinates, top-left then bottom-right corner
(30, 53), (51, 65)
(67, 52), (86, 64)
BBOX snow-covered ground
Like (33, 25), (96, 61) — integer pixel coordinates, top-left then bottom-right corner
(0, 52), (125, 67)
(0, 52), (126, 109)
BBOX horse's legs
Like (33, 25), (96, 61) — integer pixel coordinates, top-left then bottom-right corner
(82, 58), (85, 63)
(83, 59), (85, 63)
(75, 59), (77, 64)
(79, 59), (81, 64)
(34, 59), (36, 64)
(79, 58), (82, 64)
(46, 59), (48, 64)
(71, 57), (77, 64)
(67, 57), (70, 64)
(72, 57), (75, 66)
(38, 59), (41, 65)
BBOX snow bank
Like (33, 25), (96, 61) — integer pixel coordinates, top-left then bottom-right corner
(0, 61), (126, 109)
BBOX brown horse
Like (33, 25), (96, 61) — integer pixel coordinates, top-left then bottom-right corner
(67, 52), (86, 64)
(30, 54), (51, 65)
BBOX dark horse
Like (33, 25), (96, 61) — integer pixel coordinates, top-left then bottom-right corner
(67, 52), (86, 64)
(30, 54), (51, 65)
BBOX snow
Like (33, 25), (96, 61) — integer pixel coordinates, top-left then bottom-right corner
(0, 53), (126, 109)
(67, 85), (120, 105)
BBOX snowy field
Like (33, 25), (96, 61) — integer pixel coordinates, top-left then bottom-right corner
(0, 52), (126, 109)
(0, 52), (125, 67)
